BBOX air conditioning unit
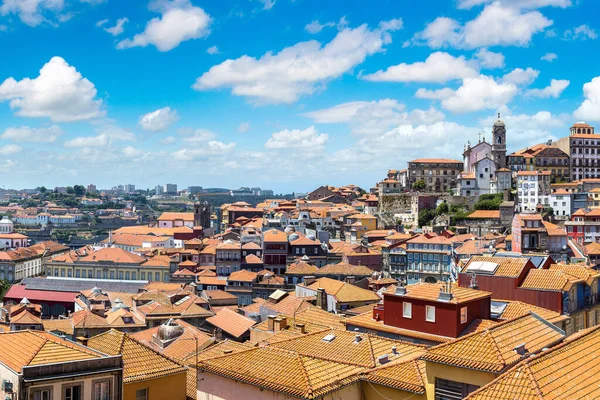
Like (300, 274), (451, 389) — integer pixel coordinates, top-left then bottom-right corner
(2, 380), (13, 392)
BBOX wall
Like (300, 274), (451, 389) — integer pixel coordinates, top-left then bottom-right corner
(24, 371), (121, 400)
(124, 372), (187, 400)
(197, 371), (362, 400)
(0, 362), (19, 400)
(424, 362), (497, 400)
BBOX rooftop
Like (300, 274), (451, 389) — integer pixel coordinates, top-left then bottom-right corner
(206, 308), (256, 338)
(386, 282), (491, 305)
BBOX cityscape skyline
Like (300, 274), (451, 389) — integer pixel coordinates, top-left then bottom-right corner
(0, 0), (599, 192)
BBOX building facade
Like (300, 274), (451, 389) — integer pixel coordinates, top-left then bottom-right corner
(555, 122), (600, 181)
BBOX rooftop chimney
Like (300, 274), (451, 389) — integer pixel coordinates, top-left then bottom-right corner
(514, 343), (527, 356)
(378, 354), (389, 365)
(273, 316), (287, 333)
(296, 323), (306, 334)
(267, 315), (276, 332)
(391, 346), (398, 355)
(316, 288), (327, 311)
(354, 334), (362, 344)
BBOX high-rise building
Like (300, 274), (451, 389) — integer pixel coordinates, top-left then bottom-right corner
(124, 184), (135, 193)
(86, 184), (97, 193)
(188, 186), (203, 195)
(155, 185), (164, 195)
(164, 183), (178, 194)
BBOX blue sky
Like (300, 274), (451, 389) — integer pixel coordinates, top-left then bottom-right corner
(0, 0), (599, 193)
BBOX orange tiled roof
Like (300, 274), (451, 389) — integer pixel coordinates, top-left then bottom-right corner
(314, 261), (374, 277)
(228, 269), (258, 282)
(303, 277), (380, 303)
(493, 299), (568, 324)
(87, 329), (186, 383)
(410, 158), (462, 164)
(466, 325), (600, 400)
(206, 308), (255, 338)
(461, 256), (531, 278)
(286, 261), (319, 275)
(0, 330), (102, 373)
(263, 229), (288, 243)
(548, 263), (600, 286)
(388, 282), (491, 305)
(467, 210), (501, 219)
(158, 212), (194, 221)
(520, 269), (583, 291)
(422, 313), (565, 373)
(362, 352), (427, 394)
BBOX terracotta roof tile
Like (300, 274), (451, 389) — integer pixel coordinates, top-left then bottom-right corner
(519, 269), (583, 291)
(461, 256), (531, 278)
(303, 277), (380, 303)
(206, 308), (255, 338)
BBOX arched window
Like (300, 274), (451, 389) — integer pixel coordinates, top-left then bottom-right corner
(588, 128), (592, 134)
(578, 128), (582, 133)
(498, 136), (502, 144)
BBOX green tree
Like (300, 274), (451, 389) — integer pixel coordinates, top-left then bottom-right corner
(413, 180), (426, 191)
(73, 185), (86, 197)
(436, 202), (449, 216)
(39, 186), (47, 194)
(418, 208), (435, 227)
(66, 186), (75, 195)
(0, 279), (11, 299)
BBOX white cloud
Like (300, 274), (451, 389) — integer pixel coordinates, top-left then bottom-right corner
(96, 18), (108, 27)
(206, 45), (219, 55)
(541, 52), (557, 62)
(480, 110), (567, 148)
(64, 124), (135, 148)
(238, 122), (250, 132)
(117, 0), (211, 52)
(0, 56), (104, 122)
(305, 20), (335, 34)
(0, 144), (22, 155)
(409, 3), (552, 49)
(178, 127), (216, 142)
(102, 17), (128, 36)
(457, 0), (571, 9)
(138, 106), (178, 132)
(0, 0), (64, 27)
(259, 0), (275, 10)
(363, 52), (478, 83)
(302, 99), (445, 135)
(171, 140), (235, 161)
(1, 125), (62, 142)
(526, 79), (570, 98)
(416, 75), (518, 113)
(574, 77), (600, 121)
(564, 24), (597, 41)
(265, 126), (328, 149)
(193, 20), (402, 104)
(474, 48), (505, 68)
(501, 67), (539, 86)
(160, 136), (176, 144)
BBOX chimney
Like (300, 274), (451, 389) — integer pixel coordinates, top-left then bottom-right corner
(296, 323), (306, 334)
(345, 276), (356, 284)
(514, 343), (527, 356)
(354, 334), (362, 344)
(267, 315), (276, 332)
(273, 317), (287, 332)
(316, 288), (327, 311)
(377, 354), (389, 365)
(304, 276), (316, 286)
(391, 346), (398, 355)
(76, 336), (88, 347)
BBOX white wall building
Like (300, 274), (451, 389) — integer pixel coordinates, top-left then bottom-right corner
(517, 170), (551, 212)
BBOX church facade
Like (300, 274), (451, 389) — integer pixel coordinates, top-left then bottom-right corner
(456, 114), (512, 196)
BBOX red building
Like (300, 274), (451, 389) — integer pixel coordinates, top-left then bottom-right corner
(566, 208), (600, 245)
(375, 282), (491, 340)
(262, 229), (288, 275)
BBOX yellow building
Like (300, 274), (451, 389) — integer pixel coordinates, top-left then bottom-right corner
(344, 213), (377, 242)
(87, 329), (187, 400)
(508, 143), (570, 182)
(46, 247), (172, 282)
(421, 313), (565, 399)
(589, 188), (600, 208)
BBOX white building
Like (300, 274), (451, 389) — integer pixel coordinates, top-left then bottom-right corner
(550, 190), (573, 220)
(517, 170), (551, 212)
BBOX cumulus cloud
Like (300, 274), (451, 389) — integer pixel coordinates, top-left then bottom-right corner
(408, 3), (552, 48)
(0, 56), (104, 122)
(193, 19), (402, 104)
(265, 126), (328, 149)
(1, 125), (62, 142)
(171, 140), (235, 161)
(416, 75), (518, 113)
(117, 0), (211, 52)
(305, 17), (353, 34)
(305, 20), (335, 34)
(302, 99), (445, 135)
(574, 77), (600, 121)
(526, 79), (570, 98)
(564, 24), (597, 40)
(178, 127), (216, 142)
(457, 0), (571, 9)
(501, 67), (539, 86)
(474, 48), (505, 68)
(101, 17), (128, 36)
(362, 52), (478, 83)
(541, 52), (557, 62)
(206, 45), (219, 54)
(480, 111), (567, 148)
(0, 0), (102, 27)
(138, 106), (178, 132)
(64, 124), (135, 148)
(0, 144), (22, 155)
(160, 136), (176, 144)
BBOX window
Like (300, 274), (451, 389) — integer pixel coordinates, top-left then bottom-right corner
(435, 378), (479, 399)
(64, 384), (82, 400)
(32, 389), (52, 400)
(461, 307), (468, 324)
(402, 302), (412, 318)
(136, 388), (148, 400)
(426, 305), (436, 322)
(94, 381), (110, 400)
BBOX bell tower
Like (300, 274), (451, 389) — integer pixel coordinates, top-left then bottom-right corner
(491, 113), (507, 168)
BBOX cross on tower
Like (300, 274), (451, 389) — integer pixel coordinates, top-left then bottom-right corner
(477, 132), (482, 142)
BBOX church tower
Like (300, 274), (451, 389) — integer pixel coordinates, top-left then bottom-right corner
(491, 113), (507, 168)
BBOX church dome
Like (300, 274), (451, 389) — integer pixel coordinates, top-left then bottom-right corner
(111, 297), (129, 312)
(284, 225), (295, 234)
(493, 113), (505, 127)
(91, 286), (102, 295)
(0, 217), (13, 224)
(157, 319), (184, 341)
